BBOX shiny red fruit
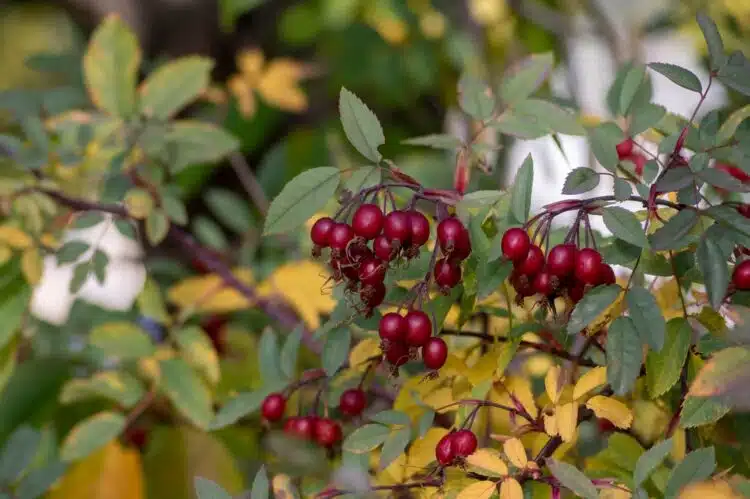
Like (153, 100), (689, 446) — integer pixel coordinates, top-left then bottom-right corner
(511, 271), (534, 298)
(358, 257), (386, 285)
(329, 223), (356, 252)
(501, 228), (531, 262)
(435, 434), (456, 466)
(569, 281), (586, 303)
(385, 341), (410, 366)
(284, 416), (315, 440)
(514, 244), (545, 276)
(451, 233), (472, 261)
(452, 430), (478, 457)
(434, 258), (462, 289)
(311, 217), (335, 247)
(314, 418), (342, 447)
(533, 271), (555, 297)
(575, 248), (603, 285)
(437, 218), (472, 260)
(261, 393), (286, 422)
(733, 260), (750, 290)
(598, 264), (616, 286)
(384, 210), (411, 246)
(379, 313), (407, 343)
(738, 204), (750, 218)
(408, 210), (431, 247)
(422, 337), (448, 370)
(340, 388), (367, 417)
(352, 204), (384, 240)
(373, 235), (395, 261)
(360, 282), (386, 308)
(547, 244), (577, 278)
(616, 138), (633, 159)
(405, 310), (432, 347)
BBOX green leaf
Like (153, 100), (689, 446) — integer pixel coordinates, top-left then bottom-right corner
(146, 209), (170, 245)
(0, 280), (30, 351)
(602, 206), (647, 248)
(343, 424), (390, 453)
(60, 370), (144, 408)
(706, 205), (750, 240)
(458, 73), (495, 121)
(159, 358), (213, 430)
(664, 447), (715, 498)
(633, 437), (672, 487)
(161, 194), (188, 226)
(619, 65), (647, 115)
(547, 458), (598, 499)
(70, 261), (90, 294)
(607, 317), (642, 396)
(679, 397), (731, 428)
(60, 411), (126, 461)
(210, 390), (269, 430)
(698, 167), (749, 192)
(513, 99), (584, 136)
(279, 326), (302, 380)
(562, 168), (599, 195)
(492, 109), (549, 139)
(83, 16), (140, 117)
(630, 103), (667, 135)
(566, 284), (622, 335)
(0, 426), (40, 483)
(204, 188), (253, 234)
(15, 461), (67, 499)
(417, 410), (434, 438)
(195, 477), (233, 499)
(649, 210), (699, 251)
(696, 13), (726, 71)
(139, 56), (214, 120)
(166, 121), (239, 173)
(646, 317), (691, 398)
(250, 465), (269, 499)
(263, 167), (341, 236)
(691, 347), (750, 400)
(697, 237), (729, 309)
(175, 326), (220, 385)
(476, 259), (512, 300)
(193, 217), (228, 251)
(72, 212), (105, 229)
(717, 52), (750, 97)
(627, 287), (666, 352)
(589, 122), (624, 171)
(92, 250), (108, 285)
(370, 410), (411, 426)
(509, 154), (533, 224)
(613, 177), (632, 201)
(500, 52), (554, 105)
(90, 322), (155, 359)
(114, 219), (136, 240)
(402, 134), (462, 150)
(379, 426), (411, 470)
(716, 104), (750, 145)
(258, 329), (284, 385)
(648, 63), (702, 93)
(344, 166), (381, 193)
(56, 240), (89, 265)
(339, 87), (384, 162)
(322, 327), (351, 376)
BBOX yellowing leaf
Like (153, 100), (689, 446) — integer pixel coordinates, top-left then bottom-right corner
(21, 247), (42, 285)
(557, 402), (579, 442)
(424, 387), (455, 412)
(499, 478), (523, 499)
(457, 481), (497, 499)
(505, 377), (539, 419)
(349, 338), (382, 371)
(442, 354), (468, 377)
(586, 396), (633, 429)
(467, 346), (504, 386)
(408, 428), (449, 472)
(544, 413), (557, 437)
(545, 364), (563, 404)
(257, 59), (308, 112)
(573, 367), (607, 400)
(0, 225), (32, 249)
(503, 438), (528, 468)
(228, 75), (255, 117)
(679, 480), (740, 499)
(272, 474), (296, 498)
(237, 49), (265, 82)
(466, 449), (509, 476)
(167, 268), (254, 314)
(0, 245), (12, 266)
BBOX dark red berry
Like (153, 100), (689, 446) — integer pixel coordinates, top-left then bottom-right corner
(451, 231), (472, 261)
(437, 217), (465, 250)
(435, 434), (456, 466)
(284, 416), (315, 440)
(408, 210), (431, 247)
(330, 257), (359, 282)
(452, 430), (478, 457)
(352, 204), (384, 240)
(569, 281), (586, 303)
(733, 260), (750, 290)
(547, 244), (577, 278)
(422, 337), (448, 370)
(358, 257), (386, 285)
(616, 138), (633, 159)
(514, 244), (545, 276)
(575, 248), (603, 285)
(738, 204), (750, 218)
(598, 264), (616, 286)
(631, 153), (647, 176)
(379, 312), (407, 343)
(314, 418), (342, 447)
(261, 393), (286, 422)
(340, 388), (367, 417)
(329, 223), (355, 252)
(360, 282), (386, 308)
(501, 228), (531, 262)
(347, 242), (374, 263)
(385, 341), (410, 366)
(533, 271), (555, 297)
(384, 210), (411, 246)
(405, 310), (432, 347)
(434, 258), (462, 289)
(374, 235), (395, 261)
(311, 217), (335, 247)
(511, 271), (534, 298)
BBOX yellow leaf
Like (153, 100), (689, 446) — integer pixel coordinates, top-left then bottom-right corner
(272, 474), (296, 498)
(442, 353), (468, 377)
(499, 478), (523, 499)
(557, 402), (579, 442)
(257, 59), (308, 113)
(348, 337), (382, 371)
(0, 225), (31, 249)
(503, 438), (528, 468)
(465, 449), (508, 476)
(671, 428), (686, 462)
(379, 452), (407, 485)
(457, 481), (497, 499)
(424, 387), (455, 412)
(124, 188), (154, 219)
(600, 488), (632, 499)
(408, 428), (450, 473)
(48, 441), (144, 499)
(504, 376), (539, 420)
(467, 345), (503, 386)
(585, 396), (633, 429)
(167, 268), (255, 314)
(679, 480), (740, 499)
(544, 413), (557, 437)
(21, 247), (42, 285)
(0, 245), (11, 266)
(545, 364), (563, 404)
(228, 75), (256, 117)
(573, 366), (607, 400)
(237, 48), (265, 83)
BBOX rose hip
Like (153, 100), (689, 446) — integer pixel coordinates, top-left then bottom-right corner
(501, 228), (531, 262)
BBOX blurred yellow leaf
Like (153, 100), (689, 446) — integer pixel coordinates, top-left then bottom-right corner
(48, 441), (143, 499)
(503, 438), (528, 468)
(167, 268), (254, 314)
(469, 0), (508, 25)
(424, 387), (455, 412)
(272, 474), (296, 498)
(499, 478), (523, 499)
(408, 428), (449, 473)
(466, 449), (508, 476)
(457, 481), (497, 499)
(544, 413), (557, 437)
(0, 245), (11, 266)
(348, 337), (382, 371)
(467, 345), (504, 386)
(378, 452), (407, 485)
(557, 402), (579, 442)
(0, 225), (31, 249)
(124, 188), (154, 219)
(442, 354), (469, 377)
(545, 365), (563, 404)
(679, 480), (740, 498)
(585, 396), (633, 429)
(21, 247), (42, 285)
(176, 326), (221, 385)
(573, 367), (607, 400)
(600, 488), (632, 499)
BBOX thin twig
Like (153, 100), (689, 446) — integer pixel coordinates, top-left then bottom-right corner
(229, 152), (269, 216)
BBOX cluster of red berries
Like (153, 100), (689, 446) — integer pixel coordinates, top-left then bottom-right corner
(616, 138), (647, 177)
(501, 227), (615, 303)
(435, 429), (478, 467)
(378, 310), (448, 371)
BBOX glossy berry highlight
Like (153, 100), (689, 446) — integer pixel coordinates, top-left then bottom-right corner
(452, 430), (478, 457)
(310, 217), (335, 247)
(434, 258), (462, 289)
(352, 203), (384, 240)
(379, 312), (407, 343)
(501, 228), (531, 262)
(340, 388), (367, 417)
(575, 248), (603, 285)
(261, 393), (286, 422)
(733, 260), (750, 290)
(405, 310), (432, 347)
(422, 337), (447, 370)
(314, 418), (342, 447)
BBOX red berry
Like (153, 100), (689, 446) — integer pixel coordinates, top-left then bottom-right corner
(405, 310), (432, 347)
(384, 210), (411, 246)
(422, 337), (448, 370)
(738, 204), (750, 218)
(352, 204), (384, 240)
(547, 244), (577, 278)
(514, 244), (545, 276)
(569, 281), (586, 303)
(408, 210), (431, 247)
(631, 153), (647, 176)
(374, 235), (395, 261)
(340, 388), (367, 417)
(435, 434), (456, 466)
(598, 264), (616, 286)
(533, 271), (555, 297)
(330, 257), (359, 282)
(360, 282), (386, 308)
(261, 393), (286, 422)
(575, 248), (603, 285)
(437, 217), (465, 250)
(434, 258), (462, 289)
(385, 341), (410, 366)
(358, 257), (386, 285)
(733, 261), (750, 290)
(311, 217), (335, 247)
(616, 138), (633, 159)
(598, 418), (616, 433)
(716, 162), (750, 184)
(501, 228), (531, 262)
(314, 418), (342, 447)
(329, 223), (355, 252)
(347, 242), (374, 263)
(452, 430), (478, 457)
(511, 271), (534, 298)
(284, 416), (315, 440)
(379, 313), (407, 343)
